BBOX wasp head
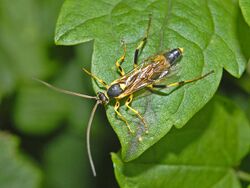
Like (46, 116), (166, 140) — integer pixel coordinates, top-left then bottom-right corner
(97, 92), (109, 105)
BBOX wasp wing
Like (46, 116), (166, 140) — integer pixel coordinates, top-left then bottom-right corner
(115, 55), (175, 99)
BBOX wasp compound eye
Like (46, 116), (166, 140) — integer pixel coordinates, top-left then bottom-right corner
(164, 48), (183, 65)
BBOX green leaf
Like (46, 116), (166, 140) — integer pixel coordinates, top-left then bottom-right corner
(55, 0), (247, 161)
(237, 11), (250, 61)
(43, 133), (92, 188)
(112, 95), (250, 188)
(0, 0), (58, 100)
(0, 55), (15, 100)
(239, 0), (250, 27)
(0, 132), (42, 188)
(13, 61), (88, 135)
(238, 72), (250, 94)
(14, 85), (68, 135)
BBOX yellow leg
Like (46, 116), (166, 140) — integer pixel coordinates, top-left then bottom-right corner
(82, 68), (108, 88)
(115, 40), (126, 76)
(146, 84), (159, 92)
(125, 94), (148, 134)
(134, 14), (152, 68)
(152, 70), (214, 89)
(114, 100), (134, 134)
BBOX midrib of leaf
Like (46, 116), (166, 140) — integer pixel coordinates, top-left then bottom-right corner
(122, 162), (230, 170)
(126, 163), (231, 186)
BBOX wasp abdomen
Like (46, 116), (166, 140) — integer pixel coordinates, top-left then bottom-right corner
(107, 83), (124, 98)
(164, 48), (183, 65)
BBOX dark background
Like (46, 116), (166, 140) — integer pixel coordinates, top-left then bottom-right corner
(0, 0), (119, 187)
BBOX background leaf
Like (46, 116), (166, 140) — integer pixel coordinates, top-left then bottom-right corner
(0, 0), (119, 186)
(14, 84), (68, 135)
(55, 0), (247, 161)
(13, 62), (88, 135)
(0, 0), (56, 98)
(112, 95), (250, 188)
(0, 132), (42, 188)
(239, 0), (250, 27)
(43, 132), (90, 188)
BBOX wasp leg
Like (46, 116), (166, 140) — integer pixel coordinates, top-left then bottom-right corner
(82, 68), (108, 88)
(152, 70), (214, 89)
(114, 100), (134, 134)
(146, 84), (158, 92)
(125, 94), (148, 134)
(115, 40), (126, 76)
(133, 14), (152, 68)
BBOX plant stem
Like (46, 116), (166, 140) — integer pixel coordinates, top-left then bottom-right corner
(237, 170), (250, 182)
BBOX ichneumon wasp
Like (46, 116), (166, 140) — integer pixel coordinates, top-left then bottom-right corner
(35, 15), (214, 176)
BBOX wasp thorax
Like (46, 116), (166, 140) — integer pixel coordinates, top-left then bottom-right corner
(107, 83), (123, 98)
(164, 48), (183, 65)
(97, 92), (109, 104)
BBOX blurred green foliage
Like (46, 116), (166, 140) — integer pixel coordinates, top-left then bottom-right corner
(0, 0), (118, 187)
(0, 0), (249, 188)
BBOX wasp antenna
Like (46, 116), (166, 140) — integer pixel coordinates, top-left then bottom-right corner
(86, 100), (101, 177)
(201, 70), (215, 78)
(33, 78), (97, 100)
(82, 68), (108, 88)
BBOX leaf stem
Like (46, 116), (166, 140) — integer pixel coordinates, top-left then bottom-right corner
(237, 170), (250, 182)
